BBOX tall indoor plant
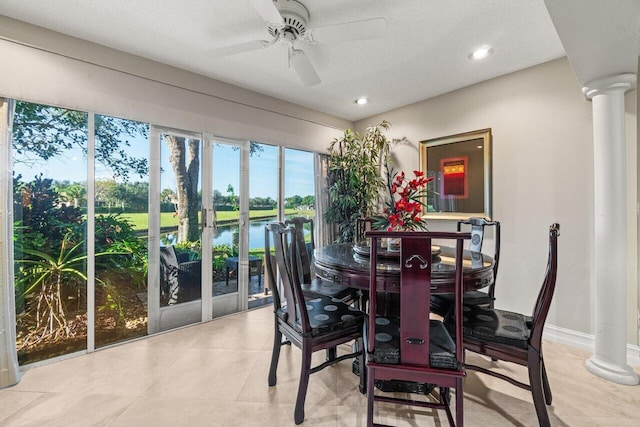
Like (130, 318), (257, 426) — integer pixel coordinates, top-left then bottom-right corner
(324, 121), (392, 243)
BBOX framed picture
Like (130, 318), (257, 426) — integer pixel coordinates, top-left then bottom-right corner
(419, 128), (492, 220)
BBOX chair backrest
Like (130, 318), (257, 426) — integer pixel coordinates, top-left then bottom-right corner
(365, 230), (470, 368)
(285, 217), (315, 283)
(266, 222), (312, 333)
(354, 217), (375, 242)
(264, 225), (281, 310)
(529, 223), (560, 347)
(458, 217), (501, 285)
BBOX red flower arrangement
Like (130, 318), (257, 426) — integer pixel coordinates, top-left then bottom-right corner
(373, 168), (433, 231)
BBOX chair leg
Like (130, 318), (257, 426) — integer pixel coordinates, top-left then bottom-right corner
(440, 386), (450, 405)
(440, 387), (455, 426)
(358, 290), (369, 312)
(326, 347), (337, 361)
(366, 365), (376, 427)
(268, 323), (282, 387)
(456, 378), (464, 427)
(294, 344), (313, 425)
(541, 357), (552, 405)
(357, 338), (366, 394)
(528, 351), (551, 427)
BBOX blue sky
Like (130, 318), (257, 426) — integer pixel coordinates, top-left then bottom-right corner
(13, 135), (315, 200)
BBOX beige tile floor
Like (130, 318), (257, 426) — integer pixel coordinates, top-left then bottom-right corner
(1, 306), (639, 426)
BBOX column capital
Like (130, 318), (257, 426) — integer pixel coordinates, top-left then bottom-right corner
(582, 73), (636, 99)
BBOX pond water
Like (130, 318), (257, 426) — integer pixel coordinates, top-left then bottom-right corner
(161, 216), (311, 249)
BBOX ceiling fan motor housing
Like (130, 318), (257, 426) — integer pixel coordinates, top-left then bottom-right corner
(268, 0), (310, 39)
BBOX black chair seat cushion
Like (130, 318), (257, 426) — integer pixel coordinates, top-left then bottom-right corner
(301, 277), (358, 301)
(277, 296), (365, 337)
(368, 316), (459, 370)
(445, 305), (533, 350)
(431, 290), (494, 314)
(463, 290), (495, 305)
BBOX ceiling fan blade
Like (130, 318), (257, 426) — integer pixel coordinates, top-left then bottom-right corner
(249, 0), (284, 25)
(208, 40), (269, 58)
(310, 17), (387, 43)
(290, 50), (320, 86)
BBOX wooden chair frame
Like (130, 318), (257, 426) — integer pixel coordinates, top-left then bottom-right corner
(430, 218), (500, 317)
(462, 223), (559, 427)
(285, 216), (315, 283)
(365, 230), (471, 427)
(457, 217), (501, 304)
(265, 222), (365, 425)
(286, 216), (359, 307)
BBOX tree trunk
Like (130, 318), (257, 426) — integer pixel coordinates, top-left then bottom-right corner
(185, 139), (200, 242)
(166, 136), (200, 243)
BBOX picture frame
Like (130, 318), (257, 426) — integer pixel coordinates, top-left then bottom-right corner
(419, 128), (492, 220)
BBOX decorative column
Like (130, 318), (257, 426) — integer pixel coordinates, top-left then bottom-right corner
(583, 73), (638, 385)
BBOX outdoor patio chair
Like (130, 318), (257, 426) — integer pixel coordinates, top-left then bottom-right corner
(159, 245), (201, 305)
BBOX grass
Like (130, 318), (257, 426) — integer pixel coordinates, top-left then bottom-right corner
(120, 209), (315, 231)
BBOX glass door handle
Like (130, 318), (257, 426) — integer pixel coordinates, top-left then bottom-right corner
(202, 208), (217, 231)
(202, 208), (207, 229)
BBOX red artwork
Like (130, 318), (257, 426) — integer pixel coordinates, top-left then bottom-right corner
(441, 157), (468, 198)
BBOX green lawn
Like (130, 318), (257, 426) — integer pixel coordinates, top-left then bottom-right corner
(120, 209), (315, 231)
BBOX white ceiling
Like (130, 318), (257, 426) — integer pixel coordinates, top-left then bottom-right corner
(0, 0), (568, 121)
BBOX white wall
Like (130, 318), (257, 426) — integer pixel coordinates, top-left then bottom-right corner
(0, 16), (351, 150)
(356, 57), (639, 347)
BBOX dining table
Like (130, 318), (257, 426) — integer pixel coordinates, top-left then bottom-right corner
(313, 241), (494, 294)
(315, 240), (495, 395)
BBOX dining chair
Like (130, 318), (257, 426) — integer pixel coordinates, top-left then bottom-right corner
(445, 223), (559, 427)
(365, 230), (471, 427)
(354, 216), (376, 242)
(285, 216), (359, 304)
(265, 222), (366, 425)
(431, 217), (500, 317)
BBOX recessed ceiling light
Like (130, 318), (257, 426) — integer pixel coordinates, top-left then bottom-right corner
(469, 45), (493, 61)
(355, 97), (369, 105)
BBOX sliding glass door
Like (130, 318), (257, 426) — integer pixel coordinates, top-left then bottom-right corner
(248, 142), (278, 308)
(11, 100), (153, 363)
(208, 136), (249, 317)
(148, 128), (249, 332)
(148, 127), (204, 332)
(12, 101), (89, 364)
(5, 99), (316, 366)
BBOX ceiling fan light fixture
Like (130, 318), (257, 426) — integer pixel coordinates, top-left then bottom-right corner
(355, 97), (369, 105)
(210, 0), (387, 86)
(267, 0), (310, 39)
(469, 45), (493, 61)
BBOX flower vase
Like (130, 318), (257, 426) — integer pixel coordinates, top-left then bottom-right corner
(387, 237), (401, 252)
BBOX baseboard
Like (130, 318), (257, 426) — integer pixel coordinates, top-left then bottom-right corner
(544, 324), (640, 368)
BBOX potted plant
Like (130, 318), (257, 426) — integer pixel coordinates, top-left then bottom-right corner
(324, 121), (393, 243)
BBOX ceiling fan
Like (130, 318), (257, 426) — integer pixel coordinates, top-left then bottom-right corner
(209, 0), (387, 86)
